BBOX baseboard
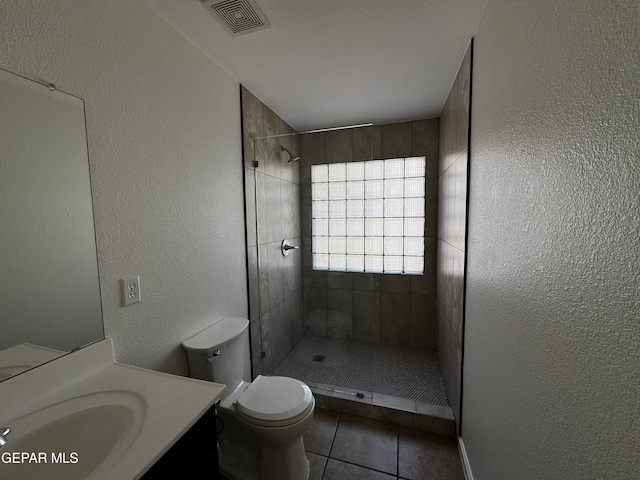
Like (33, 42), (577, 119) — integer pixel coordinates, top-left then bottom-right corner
(458, 437), (475, 480)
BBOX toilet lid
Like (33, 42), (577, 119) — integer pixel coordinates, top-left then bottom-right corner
(236, 375), (313, 424)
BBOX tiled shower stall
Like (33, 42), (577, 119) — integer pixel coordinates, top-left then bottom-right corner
(241, 40), (470, 419)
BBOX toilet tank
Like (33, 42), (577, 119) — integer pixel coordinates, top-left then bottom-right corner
(182, 317), (251, 394)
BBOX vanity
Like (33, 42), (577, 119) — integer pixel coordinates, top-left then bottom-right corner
(0, 338), (225, 479)
(0, 68), (226, 477)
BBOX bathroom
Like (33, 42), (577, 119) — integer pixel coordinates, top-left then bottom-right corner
(1, 1), (638, 479)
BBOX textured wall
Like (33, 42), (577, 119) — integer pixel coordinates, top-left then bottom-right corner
(463, 0), (640, 478)
(437, 44), (471, 430)
(241, 87), (303, 375)
(0, 0), (247, 375)
(300, 121), (439, 348)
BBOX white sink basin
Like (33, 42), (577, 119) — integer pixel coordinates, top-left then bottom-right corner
(0, 338), (226, 479)
(0, 391), (146, 480)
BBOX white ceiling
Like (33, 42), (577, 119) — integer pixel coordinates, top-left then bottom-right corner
(144, 0), (488, 132)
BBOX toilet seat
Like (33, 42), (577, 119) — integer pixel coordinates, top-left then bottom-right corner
(236, 375), (314, 427)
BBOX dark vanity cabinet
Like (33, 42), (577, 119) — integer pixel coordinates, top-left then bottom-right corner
(141, 405), (218, 479)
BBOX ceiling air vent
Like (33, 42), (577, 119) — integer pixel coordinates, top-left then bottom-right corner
(202, 0), (270, 36)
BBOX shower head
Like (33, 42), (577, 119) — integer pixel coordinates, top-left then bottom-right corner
(280, 145), (301, 164)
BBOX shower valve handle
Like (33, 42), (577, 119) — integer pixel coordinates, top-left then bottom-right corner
(281, 239), (299, 257)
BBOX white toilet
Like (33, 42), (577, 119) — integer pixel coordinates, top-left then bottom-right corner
(182, 317), (315, 480)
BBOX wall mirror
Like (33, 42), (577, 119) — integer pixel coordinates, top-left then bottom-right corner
(0, 68), (104, 381)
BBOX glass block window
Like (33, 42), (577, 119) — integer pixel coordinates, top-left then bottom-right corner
(311, 157), (425, 275)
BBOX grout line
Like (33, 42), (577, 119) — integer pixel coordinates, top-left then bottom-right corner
(329, 411), (341, 455)
(397, 422), (400, 478)
(324, 412), (402, 479)
(321, 411), (342, 479)
(325, 457), (400, 479)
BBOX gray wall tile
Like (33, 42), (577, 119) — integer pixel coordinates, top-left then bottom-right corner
(453, 151), (468, 251)
(300, 185), (311, 236)
(293, 237), (303, 290)
(240, 86), (263, 168)
(302, 236), (312, 267)
(283, 244), (298, 298)
(372, 125), (382, 159)
(437, 173), (446, 243)
(256, 172), (268, 245)
(264, 175), (282, 243)
(256, 136), (281, 179)
(292, 183), (301, 238)
(353, 290), (381, 343)
(326, 129), (353, 164)
(426, 177), (439, 238)
(381, 292), (411, 345)
(304, 286), (328, 336)
(353, 126), (373, 162)
(439, 163), (454, 245)
(439, 47), (471, 175)
(450, 248), (465, 342)
(327, 271), (353, 290)
(412, 118), (439, 178)
(381, 274), (411, 293)
(249, 317), (262, 378)
(294, 288), (304, 343)
(436, 43), (471, 429)
(300, 155), (313, 186)
(244, 167), (257, 247)
(271, 301), (289, 368)
(303, 265), (327, 288)
(327, 288), (354, 340)
(381, 122), (413, 158)
(264, 105), (279, 136)
(410, 293), (436, 349)
(258, 243), (270, 315)
(281, 180), (295, 239)
(280, 134), (296, 183)
(300, 132), (326, 185)
(260, 310), (272, 373)
(261, 107), (281, 177)
(353, 273), (381, 291)
(411, 239), (437, 295)
(242, 89), (302, 374)
(247, 245), (259, 321)
(292, 134), (301, 185)
(267, 241), (284, 307)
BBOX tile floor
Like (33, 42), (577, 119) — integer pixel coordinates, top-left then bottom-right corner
(304, 408), (464, 480)
(219, 407), (463, 480)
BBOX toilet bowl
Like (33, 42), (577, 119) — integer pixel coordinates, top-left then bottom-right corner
(182, 317), (315, 480)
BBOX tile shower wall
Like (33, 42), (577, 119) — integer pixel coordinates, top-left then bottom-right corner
(300, 120), (439, 348)
(437, 44), (472, 429)
(241, 86), (303, 376)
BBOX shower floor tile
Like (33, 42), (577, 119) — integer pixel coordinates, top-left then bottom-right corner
(273, 335), (449, 407)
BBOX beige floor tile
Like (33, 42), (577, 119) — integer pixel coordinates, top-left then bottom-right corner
(305, 408), (341, 456)
(329, 414), (398, 475)
(307, 452), (328, 480)
(322, 458), (396, 480)
(398, 426), (464, 480)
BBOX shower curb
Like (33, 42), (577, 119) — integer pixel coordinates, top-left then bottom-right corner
(308, 382), (456, 437)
